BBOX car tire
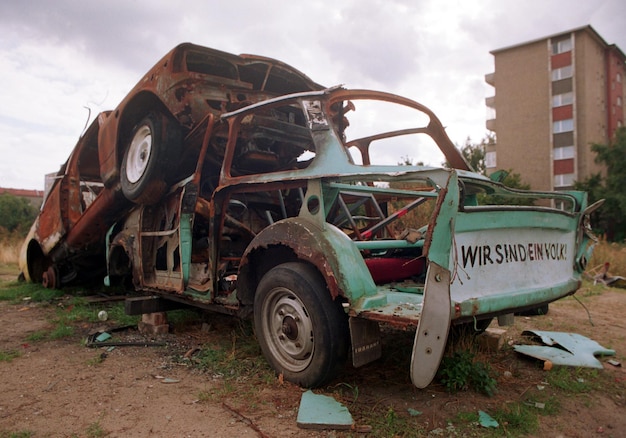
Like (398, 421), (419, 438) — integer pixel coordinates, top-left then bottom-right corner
(121, 112), (180, 204)
(253, 262), (349, 388)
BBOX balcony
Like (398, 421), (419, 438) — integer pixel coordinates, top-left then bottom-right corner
(485, 72), (495, 86)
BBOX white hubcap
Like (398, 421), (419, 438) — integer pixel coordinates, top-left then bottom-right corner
(126, 125), (152, 184)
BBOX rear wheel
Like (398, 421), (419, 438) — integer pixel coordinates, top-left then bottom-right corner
(42, 265), (59, 289)
(254, 262), (349, 388)
(121, 112), (180, 204)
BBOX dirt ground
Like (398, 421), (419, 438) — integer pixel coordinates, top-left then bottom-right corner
(0, 273), (625, 437)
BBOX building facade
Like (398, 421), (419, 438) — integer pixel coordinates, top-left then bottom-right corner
(485, 26), (625, 192)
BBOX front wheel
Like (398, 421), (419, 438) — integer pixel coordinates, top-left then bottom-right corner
(254, 262), (349, 388)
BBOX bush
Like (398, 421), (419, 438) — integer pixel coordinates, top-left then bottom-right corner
(438, 350), (497, 396)
(0, 193), (37, 236)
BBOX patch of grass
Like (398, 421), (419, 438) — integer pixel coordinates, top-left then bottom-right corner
(365, 406), (418, 437)
(0, 281), (64, 303)
(492, 402), (540, 435)
(0, 349), (21, 362)
(547, 367), (599, 393)
(438, 350), (498, 396)
(25, 330), (47, 342)
(194, 327), (272, 383)
(49, 324), (74, 340)
(0, 431), (33, 438)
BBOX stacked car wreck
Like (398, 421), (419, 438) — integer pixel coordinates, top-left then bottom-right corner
(20, 43), (600, 389)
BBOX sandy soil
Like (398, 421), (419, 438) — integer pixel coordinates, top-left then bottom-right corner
(0, 277), (624, 437)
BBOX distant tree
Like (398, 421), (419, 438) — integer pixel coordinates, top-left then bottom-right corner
(0, 193), (38, 236)
(397, 155), (424, 166)
(459, 134), (494, 175)
(574, 127), (626, 241)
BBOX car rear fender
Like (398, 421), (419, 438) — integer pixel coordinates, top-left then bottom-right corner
(98, 91), (173, 187)
(238, 217), (377, 306)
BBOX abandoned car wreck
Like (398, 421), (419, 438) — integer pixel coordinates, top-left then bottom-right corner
(20, 43), (599, 389)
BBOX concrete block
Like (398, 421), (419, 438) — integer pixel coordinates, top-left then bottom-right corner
(138, 312), (169, 335)
(476, 328), (507, 351)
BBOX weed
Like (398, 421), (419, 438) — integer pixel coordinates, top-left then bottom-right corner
(438, 350), (497, 396)
(547, 367), (598, 393)
(0, 349), (20, 362)
(87, 353), (106, 366)
(334, 382), (360, 404)
(25, 331), (46, 342)
(197, 389), (215, 402)
(49, 324), (73, 340)
(85, 421), (106, 438)
(493, 402), (539, 435)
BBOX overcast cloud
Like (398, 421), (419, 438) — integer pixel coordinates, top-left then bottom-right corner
(1, 0), (624, 189)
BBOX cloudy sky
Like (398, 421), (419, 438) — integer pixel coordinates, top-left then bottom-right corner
(1, 0), (624, 190)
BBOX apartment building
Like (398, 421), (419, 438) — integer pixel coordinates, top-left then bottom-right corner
(485, 25), (625, 191)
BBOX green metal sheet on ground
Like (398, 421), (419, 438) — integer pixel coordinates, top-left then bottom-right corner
(514, 330), (616, 368)
(296, 390), (353, 430)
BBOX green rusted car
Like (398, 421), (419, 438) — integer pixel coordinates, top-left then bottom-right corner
(108, 86), (600, 388)
(20, 46), (599, 389)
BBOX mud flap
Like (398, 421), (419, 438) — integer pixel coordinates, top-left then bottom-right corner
(349, 317), (382, 368)
(410, 262), (451, 388)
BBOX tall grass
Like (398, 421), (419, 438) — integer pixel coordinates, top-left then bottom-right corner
(0, 238), (22, 264)
(588, 240), (626, 277)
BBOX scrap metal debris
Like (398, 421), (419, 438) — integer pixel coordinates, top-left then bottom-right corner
(85, 325), (166, 348)
(478, 410), (499, 428)
(513, 330), (616, 369)
(297, 390), (353, 430)
(585, 262), (626, 286)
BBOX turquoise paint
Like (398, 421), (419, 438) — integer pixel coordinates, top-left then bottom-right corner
(456, 209), (577, 233)
(426, 172), (459, 268)
(180, 212), (193, 285)
(454, 278), (579, 317)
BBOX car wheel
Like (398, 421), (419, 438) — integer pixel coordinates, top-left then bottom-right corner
(121, 112), (179, 204)
(254, 262), (349, 388)
(42, 265), (59, 289)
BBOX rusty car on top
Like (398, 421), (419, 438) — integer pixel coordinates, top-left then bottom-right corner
(20, 44), (600, 389)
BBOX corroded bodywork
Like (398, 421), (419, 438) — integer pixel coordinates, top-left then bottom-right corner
(20, 46), (599, 389)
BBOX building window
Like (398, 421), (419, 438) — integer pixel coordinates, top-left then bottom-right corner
(554, 173), (575, 187)
(618, 96), (622, 107)
(554, 145), (575, 159)
(552, 38), (572, 55)
(485, 151), (496, 168)
(553, 119), (574, 133)
(552, 92), (573, 107)
(618, 73), (622, 83)
(552, 65), (573, 81)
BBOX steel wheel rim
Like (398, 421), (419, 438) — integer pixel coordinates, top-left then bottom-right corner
(126, 125), (152, 184)
(261, 287), (314, 372)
